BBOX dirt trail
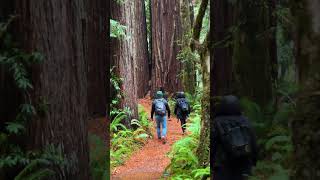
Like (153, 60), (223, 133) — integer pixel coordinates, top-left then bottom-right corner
(111, 97), (183, 180)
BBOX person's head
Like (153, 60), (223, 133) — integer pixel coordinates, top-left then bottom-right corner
(214, 95), (242, 117)
(159, 87), (165, 93)
(176, 91), (185, 98)
(156, 91), (163, 99)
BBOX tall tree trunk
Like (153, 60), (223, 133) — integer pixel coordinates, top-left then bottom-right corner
(151, 0), (183, 95)
(211, 0), (233, 96)
(111, 0), (149, 122)
(290, 0), (320, 179)
(180, 0), (196, 95)
(136, 0), (150, 98)
(87, 0), (109, 118)
(233, 0), (273, 107)
(193, 0), (210, 167)
(6, 0), (102, 178)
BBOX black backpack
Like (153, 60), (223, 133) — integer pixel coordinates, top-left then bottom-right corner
(154, 99), (166, 116)
(177, 98), (189, 113)
(215, 116), (252, 158)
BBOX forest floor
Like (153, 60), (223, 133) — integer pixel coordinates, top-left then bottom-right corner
(111, 97), (184, 180)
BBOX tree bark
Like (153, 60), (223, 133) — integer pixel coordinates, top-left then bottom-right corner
(87, 0), (109, 118)
(233, 0), (273, 107)
(111, 0), (149, 122)
(290, 0), (320, 179)
(7, 0), (103, 179)
(151, 0), (183, 95)
(180, 0), (196, 95)
(211, 0), (234, 96)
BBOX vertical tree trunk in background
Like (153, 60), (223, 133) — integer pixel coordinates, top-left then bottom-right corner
(180, 0), (196, 95)
(87, 0), (109, 118)
(233, 0), (273, 107)
(136, 0), (150, 98)
(212, 0), (233, 96)
(151, 0), (183, 95)
(111, 0), (149, 122)
(10, 0), (96, 178)
(290, 1), (320, 179)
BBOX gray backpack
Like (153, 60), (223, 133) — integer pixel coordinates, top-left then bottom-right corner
(154, 99), (166, 116)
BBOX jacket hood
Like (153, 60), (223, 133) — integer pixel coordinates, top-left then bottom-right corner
(214, 95), (242, 116)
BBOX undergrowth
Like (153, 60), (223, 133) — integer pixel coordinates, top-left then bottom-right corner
(240, 89), (296, 180)
(165, 98), (210, 180)
(110, 104), (152, 169)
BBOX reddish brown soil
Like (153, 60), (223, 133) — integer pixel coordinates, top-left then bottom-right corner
(111, 97), (183, 180)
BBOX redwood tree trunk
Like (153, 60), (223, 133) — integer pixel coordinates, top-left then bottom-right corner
(211, 0), (233, 96)
(290, 0), (320, 179)
(8, 0), (103, 179)
(151, 0), (183, 95)
(111, 0), (149, 122)
(87, 0), (109, 118)
(233, 0), (273, 107)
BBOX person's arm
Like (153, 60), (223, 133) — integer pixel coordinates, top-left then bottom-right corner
(174, 103), (177, 115)
(151, 102), (155, 119)
(212, 120), (219, 168)
(165, 102), (171, 118)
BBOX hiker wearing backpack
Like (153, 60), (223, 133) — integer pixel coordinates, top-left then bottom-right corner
(150, 91), (171, 144)
(212, 95), (258, 180)
(174, 92), (190, 135)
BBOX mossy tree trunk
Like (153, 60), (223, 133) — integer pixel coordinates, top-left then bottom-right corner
(233, 0), (273, 107)
(290, 0), (320, 179)
(193, 0), (210, 167)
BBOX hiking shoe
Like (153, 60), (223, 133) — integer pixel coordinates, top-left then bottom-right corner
(162, 136), (166, 144)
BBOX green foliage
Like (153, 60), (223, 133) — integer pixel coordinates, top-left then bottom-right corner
(88, 134), (109, 180)
(110, 19), (126, 39)
(240, 97), (294, 180)
(1, 17), (65, 179)
(110, 105), (152, 169)
(166, 111), (209, 179)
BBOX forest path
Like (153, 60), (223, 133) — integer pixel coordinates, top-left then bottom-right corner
(111, 97), (183, 180)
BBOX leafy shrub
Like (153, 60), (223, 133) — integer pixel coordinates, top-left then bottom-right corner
(166, 112), (210, 179)
(110, 104), (151, 169)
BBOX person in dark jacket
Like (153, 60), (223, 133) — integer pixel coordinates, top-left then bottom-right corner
(211, 95), (258, 180)
(174, 92), (191, 135)
(151, 91), (171, 144)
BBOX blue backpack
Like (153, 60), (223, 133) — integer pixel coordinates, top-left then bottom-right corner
(154, 99), (166, 116)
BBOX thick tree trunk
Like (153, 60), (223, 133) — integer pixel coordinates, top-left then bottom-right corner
(290, 0), (320, 179)
(111, 0), (148, 122)
(87, 0), (109, 118)
(151, 0), (183, 95)
(233, 0), (273, 107)
(211, 0), (233, 96)
(7, 0), (101, 179)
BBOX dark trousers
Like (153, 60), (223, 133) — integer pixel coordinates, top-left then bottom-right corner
(212, 165), (251, 180)
(179, 117), (186, 133)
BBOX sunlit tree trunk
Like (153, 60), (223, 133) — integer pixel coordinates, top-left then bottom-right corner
(290, 0), (320, 179)
(151, 0), (183, 94)
(111, 0), (149, 123)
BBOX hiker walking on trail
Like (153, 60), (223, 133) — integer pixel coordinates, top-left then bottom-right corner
(150, 91), (171, 144)
(174, 92), (190, 135)
(212, 95), (258, 180)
